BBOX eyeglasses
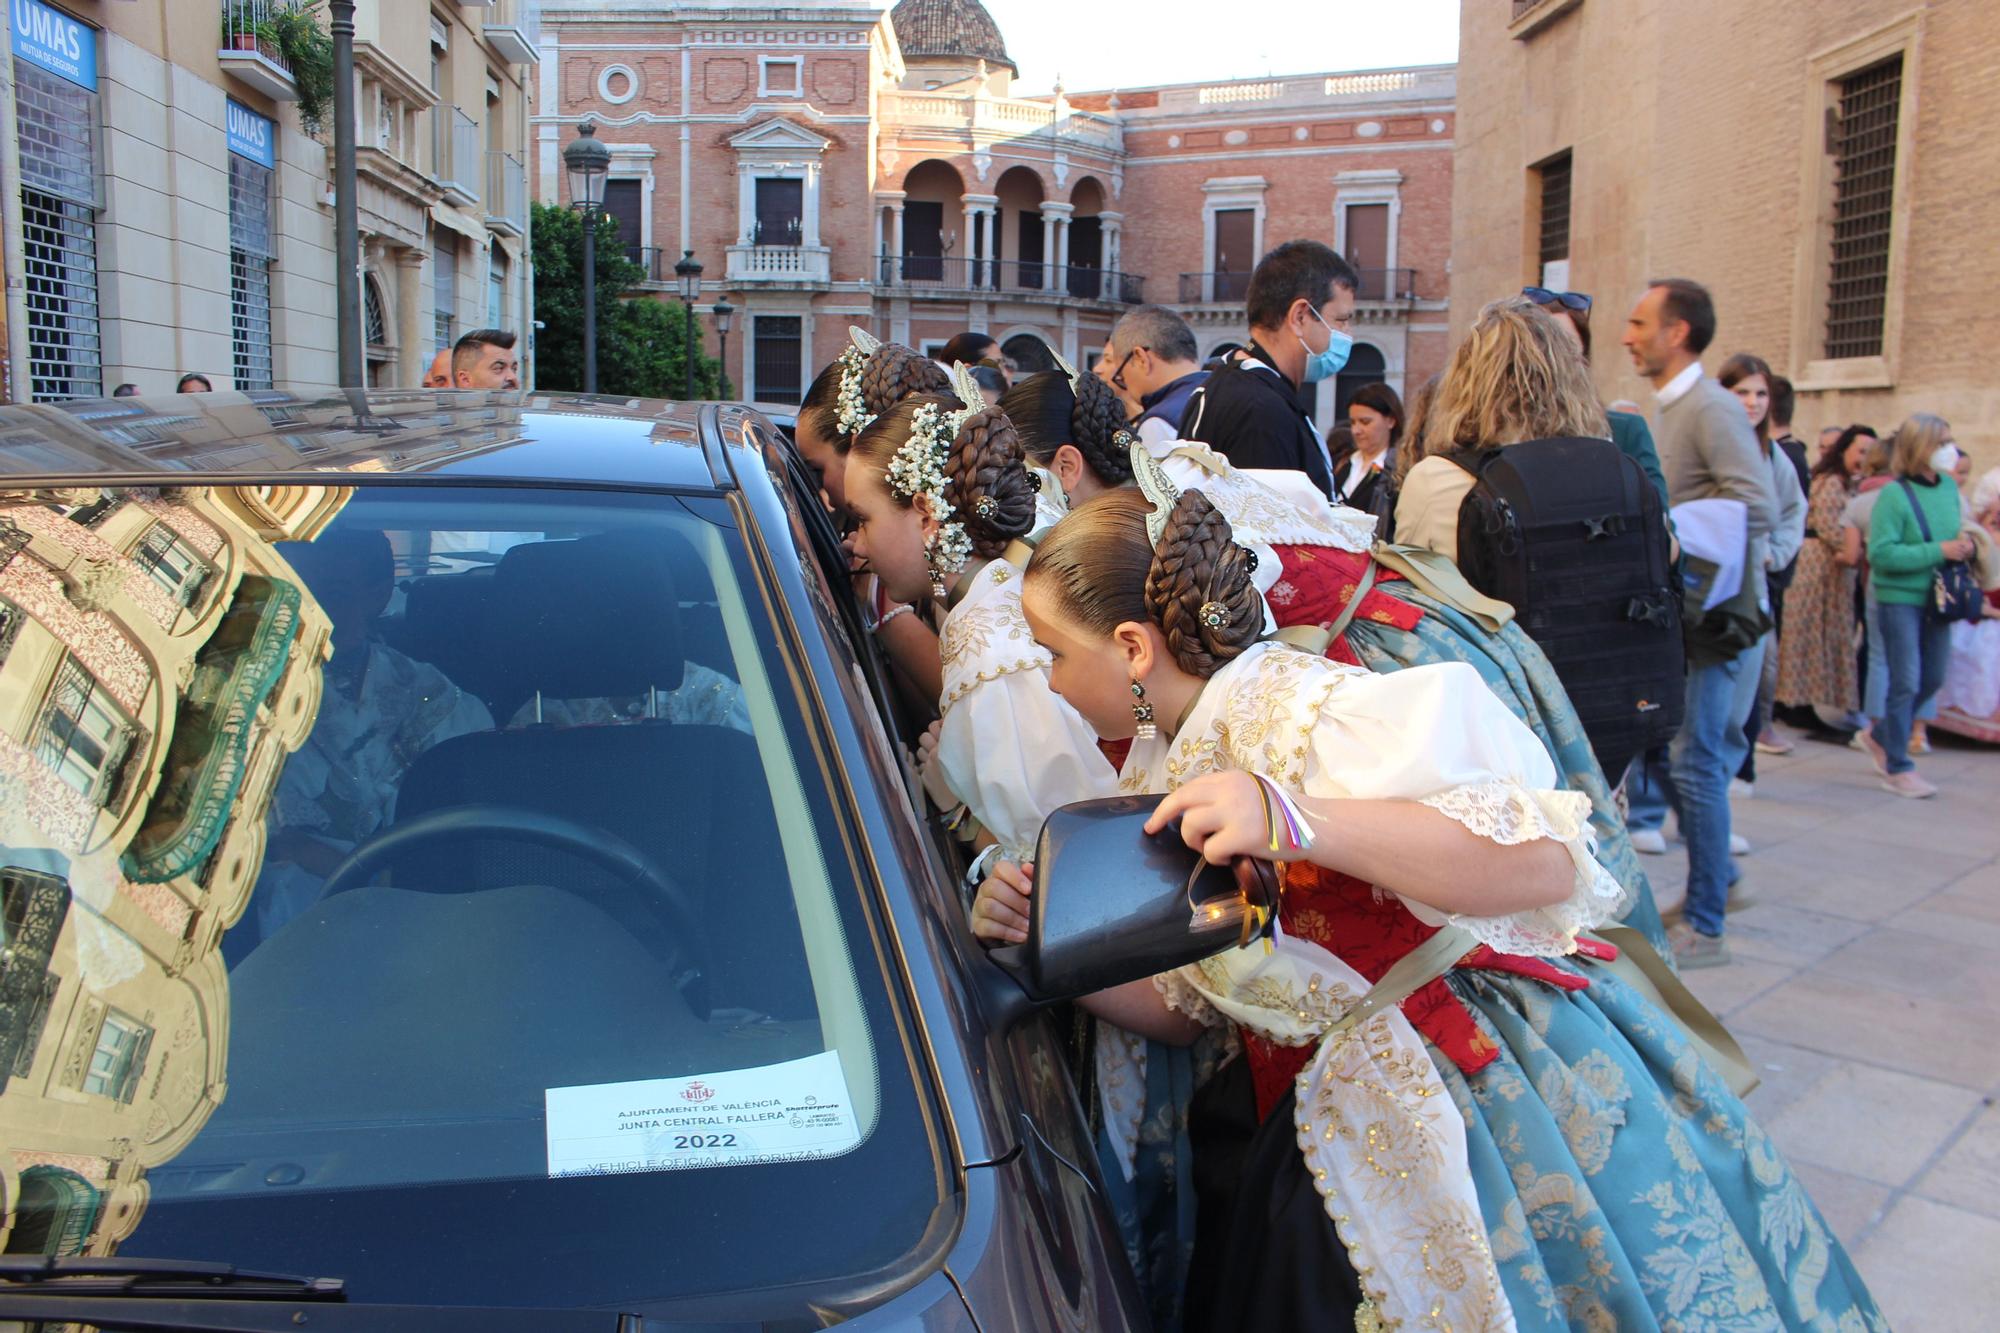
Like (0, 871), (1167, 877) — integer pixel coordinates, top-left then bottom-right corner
(1108, 349), (1137, 392)
(1523, 286), (1592, 314)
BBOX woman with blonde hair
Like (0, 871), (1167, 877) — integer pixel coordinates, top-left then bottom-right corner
(1859, 412), (1974, 796)
(1393, 297), (1609, 561)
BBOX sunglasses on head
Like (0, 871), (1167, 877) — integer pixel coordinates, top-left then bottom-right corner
(1523, 286), (1592, 313)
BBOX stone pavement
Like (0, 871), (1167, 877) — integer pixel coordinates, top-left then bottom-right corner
(1647, 724), (2000, 1331)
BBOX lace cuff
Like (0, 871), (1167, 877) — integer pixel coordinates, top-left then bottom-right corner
(1410, 780), (1629, 957)
(1154, 965), (1226, 1029)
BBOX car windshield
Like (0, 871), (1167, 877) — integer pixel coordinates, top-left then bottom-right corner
(0, 483), (945, 1318)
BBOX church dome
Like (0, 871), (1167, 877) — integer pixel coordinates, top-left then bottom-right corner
(890, 0), (1017, 74)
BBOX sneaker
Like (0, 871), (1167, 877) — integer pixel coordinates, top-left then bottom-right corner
(1881, 770), (1938, 799)
(1754, 730), (1795, 756)
(1672, 927), (1731, 970)
(1630, 828), (1668, 855)
(1910, 723), (1931, 756)
(1730, 778), (1755, 799)
(1661, 887), (1759, 926)
(1856, 729), (1890, 776)
(1730, 833), (1752, 856)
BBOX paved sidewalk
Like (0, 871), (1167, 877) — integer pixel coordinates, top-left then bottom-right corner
(1648, 725), (1999, 1331)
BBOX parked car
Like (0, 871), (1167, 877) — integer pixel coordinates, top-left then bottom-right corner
(0, 389), (1229, 1332)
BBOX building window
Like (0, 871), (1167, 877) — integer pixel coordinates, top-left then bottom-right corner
(34, 658), (134, 807)
(753, 315), (804, 404)
(228, 137), (277, 392)
(16, 58), (103, 401)
(365, 277), (389, 350)
(602, 179), (645, 265)
(1195, 178), (1268, 304)
(133, 523), (210, 607)
(5, 1166), (101, 1256)
(1824, 56), (1902, 362)
(82, 1009), (151, 1103)
(1211, 209), (1255, 303)
(489, 248), (507, 328)
(1535, 150), (1572, 289)
(754, 178), (804, 246)
(0, 598), (22, 671)
(434, 238), (457, 352)
(759, 57), (802, 98)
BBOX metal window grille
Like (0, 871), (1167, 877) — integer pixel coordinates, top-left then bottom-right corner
(1824, 56), (1902, 361)
(133, 524), (210, 606)
(82, 1010), (151, 1103)
(1537, 152), (1572, 268)
(229, 155), (276, 391)
(15, 65), (96, 206)
(364, 279), (389, 349)
(34, 658), (132, 806)
(434, 240), (457, 351)
(16, 64), (101, 401)
(753, 316), (804, 404)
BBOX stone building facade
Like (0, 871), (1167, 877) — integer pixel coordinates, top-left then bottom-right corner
(1452, 0), (2000, 459)
(0, 469), (338, 1254)
(0, 0), (540, 402)
(537, 0), (1453, 426)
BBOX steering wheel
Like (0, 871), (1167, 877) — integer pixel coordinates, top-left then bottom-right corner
(320, 804), (710, 1015)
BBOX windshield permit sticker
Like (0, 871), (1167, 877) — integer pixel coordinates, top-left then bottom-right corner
(544, 1050), (861, 1177)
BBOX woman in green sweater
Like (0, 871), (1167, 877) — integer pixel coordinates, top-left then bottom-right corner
(1861, 412), (1973, 797)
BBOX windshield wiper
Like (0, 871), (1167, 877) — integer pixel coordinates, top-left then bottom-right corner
(0, 1257), (644, 1332)
(0, 1255), (344, 1299)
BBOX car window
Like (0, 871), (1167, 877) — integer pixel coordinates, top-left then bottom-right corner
(0, 483), (946, 1318)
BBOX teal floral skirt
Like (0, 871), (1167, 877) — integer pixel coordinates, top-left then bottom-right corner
(1440, 960), (1886, 1331)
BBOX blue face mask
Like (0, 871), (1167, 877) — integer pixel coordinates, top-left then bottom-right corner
(1299, 305), (1353, 383)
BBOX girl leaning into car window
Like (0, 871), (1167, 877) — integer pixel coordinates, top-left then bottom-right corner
(797, 337), (953, 719)
(998, 362), (1670, 952)
(985, 480), (1887, 1333)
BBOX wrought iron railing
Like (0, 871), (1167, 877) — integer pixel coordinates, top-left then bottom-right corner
(221, 0), (293, 75)
(1178, 266), (1417, 304)
(876, 255), (1142, 303)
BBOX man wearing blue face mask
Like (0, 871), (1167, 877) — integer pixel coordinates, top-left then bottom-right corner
(1177, 240), (1359, 498)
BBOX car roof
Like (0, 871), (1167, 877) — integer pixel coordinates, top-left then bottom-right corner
(0, 389), (778, 490)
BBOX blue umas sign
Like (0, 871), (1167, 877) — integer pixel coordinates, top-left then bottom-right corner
(11, 0), (96, 91)
(227, 99), (276, 168)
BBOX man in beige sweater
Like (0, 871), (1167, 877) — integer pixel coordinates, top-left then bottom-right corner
(1621, 278), (1777, 969)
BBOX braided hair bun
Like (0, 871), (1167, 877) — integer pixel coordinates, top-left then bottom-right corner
(1070, 371), (1137, 485)
(945, 407), (1039, 556)
(859, 344), (952, 417)
(1143, 490), (1262, 675)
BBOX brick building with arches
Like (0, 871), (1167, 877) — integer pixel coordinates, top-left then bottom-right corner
(536, 0), (1454, 427)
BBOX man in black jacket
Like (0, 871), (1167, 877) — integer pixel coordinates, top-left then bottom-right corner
(1177, 240), (1358, 497)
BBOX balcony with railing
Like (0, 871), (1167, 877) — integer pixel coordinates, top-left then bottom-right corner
(726, 244), (833, 285)
(218, 0), (300, 102)
(877, 92), (1123, 154)
(435, 107), (480, 207)
(877, 255), (1142, 304)
(483, 0), (542, 65)
(485, 151), (526, 237)
(1179, 267), (1416, 306)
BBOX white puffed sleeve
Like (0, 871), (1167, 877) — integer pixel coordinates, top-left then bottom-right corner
(935, 667), (1119, 863)
(1292, 661), (1628, 956)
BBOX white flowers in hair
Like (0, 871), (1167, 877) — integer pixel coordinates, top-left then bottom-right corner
(888, 399), (977, 584)
(834, 345), (875, 438)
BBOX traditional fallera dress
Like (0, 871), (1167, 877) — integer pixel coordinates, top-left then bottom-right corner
(1776, 473), (1862, 714)
(1129, 642), (1886, 1333)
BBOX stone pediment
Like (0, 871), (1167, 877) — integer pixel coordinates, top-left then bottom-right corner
(728, 118), (833, 155)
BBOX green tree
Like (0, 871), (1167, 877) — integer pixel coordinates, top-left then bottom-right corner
(529, 202), (728, 398)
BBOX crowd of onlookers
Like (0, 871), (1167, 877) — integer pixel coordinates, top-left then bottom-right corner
(1059, 241), (1994, 970)
(105, 327), (524, 399)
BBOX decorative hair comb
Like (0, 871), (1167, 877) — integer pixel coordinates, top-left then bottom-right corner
(1051, 348), (1084, 393)
(1131, 434), (1182, 549)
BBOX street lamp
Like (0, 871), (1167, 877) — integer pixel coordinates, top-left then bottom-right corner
(562, 122), (611, 393)
(673, 251), (704, 402)
(711, 299), (735, 399)
(330, 1), (361, 389)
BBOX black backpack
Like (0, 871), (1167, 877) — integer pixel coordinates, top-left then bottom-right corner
(1446, 437), (1685, 781)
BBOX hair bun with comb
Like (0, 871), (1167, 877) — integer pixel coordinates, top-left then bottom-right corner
(945, 404), (1038, 556)
(860, 343), (954, 417)
(1142, 490), (1262, 675)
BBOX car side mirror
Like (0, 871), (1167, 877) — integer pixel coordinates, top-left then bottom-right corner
(985, 795), (1277, 1010)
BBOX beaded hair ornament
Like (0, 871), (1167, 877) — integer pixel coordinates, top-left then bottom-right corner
(833, 325), (882, 439)
(883, 361), (983, 596)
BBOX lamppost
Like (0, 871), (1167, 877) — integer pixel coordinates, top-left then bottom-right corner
(673, 250), (703, 402)
(562, 122), (611, 394)
(330, 1), (361, 389)
(711, 299), (735, 399)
